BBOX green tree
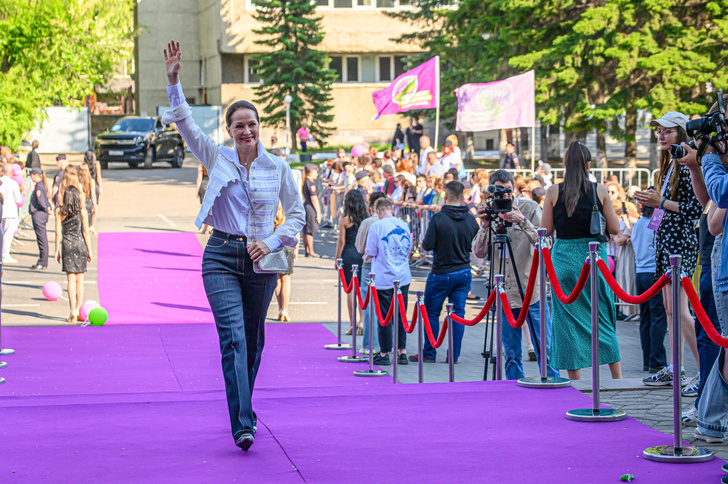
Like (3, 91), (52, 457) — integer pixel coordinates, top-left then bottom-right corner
(252, 0), (337, 150)
(0, 0), (135, 149)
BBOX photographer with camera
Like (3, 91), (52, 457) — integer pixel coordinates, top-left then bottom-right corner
(677, 92), (728, 445)
(471, 170), (559, 379)
(634, 112), (703, 387)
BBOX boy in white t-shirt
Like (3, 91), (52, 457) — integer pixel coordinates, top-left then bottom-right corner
(366, 198), (412, 366)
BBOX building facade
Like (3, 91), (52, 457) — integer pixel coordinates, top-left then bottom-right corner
(135, 0), (447, 148)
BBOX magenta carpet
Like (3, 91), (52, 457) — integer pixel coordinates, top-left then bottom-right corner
(0, 232), (724, 482)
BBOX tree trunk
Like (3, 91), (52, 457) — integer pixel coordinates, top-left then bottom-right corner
(539, 123), (548, 164)
(624, 107), (637, 169)
(547, 124), (560, 162)
(500, 128), (509, 157)
(563, 130), (579, 150)
(465, 132), (475, 163)
(520, 127), (531, 170)
(595, 127), (608, 169)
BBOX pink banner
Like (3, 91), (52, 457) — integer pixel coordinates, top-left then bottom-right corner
(372, 57), (439, 119)
(455, 71), (536, 131)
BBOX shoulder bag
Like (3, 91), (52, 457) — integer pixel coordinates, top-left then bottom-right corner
(589, 182), (609, 242)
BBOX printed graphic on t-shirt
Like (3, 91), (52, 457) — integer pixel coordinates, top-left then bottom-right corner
(382, 226), (411, 267)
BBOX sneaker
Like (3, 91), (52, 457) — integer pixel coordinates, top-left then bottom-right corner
(722, 462), (728, 474)
(398, 353), (409, 365)
(694, 428), (724, 444)
(527, 344), (537, 361)
(373, 354), (391, 366)
(235, 431), (255, 451)
(408, 354), (435, 363)
(358, 347), (370, 356)
(30, 264), (46, 270)
(2, 256), (17, 264)
(682, 373), (700, 398)
(681, 406), (697, 427)
(643, 368), (687, 387)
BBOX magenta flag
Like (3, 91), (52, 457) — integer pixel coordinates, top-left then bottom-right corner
(455, 71), (536, 131)
(371, 57), (439, 119)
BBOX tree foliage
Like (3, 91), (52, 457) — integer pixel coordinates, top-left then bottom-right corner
(393, 0), (728, 166)
(252, 0), (337, 149)
(0, 0), (135, 149)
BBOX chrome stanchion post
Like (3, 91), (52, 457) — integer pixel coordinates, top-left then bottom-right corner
(518, 228), (570, 388)
(0, 267), (5, 381)
(644, 255), (713, 462)
(326, 259), (352, 350)
(0, 265), (12, 361)
(338, 265), (367, 363)
(417, 290), (424, 384)
(354, 273), (388, 377)
(446, 303), (454, 382)
(494, 275), (504, 381)
(567, 242), (626, 422)
(392, 280), (400, 384)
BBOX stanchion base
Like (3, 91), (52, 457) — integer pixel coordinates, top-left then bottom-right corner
(0, 348), (15, 356)
(0, 361), (6, 369)
(0, 377), (4, 384)
(337, 355), (368, 363)
(517, 376), (571, 388)
(643, 445), (713, 463)
(324, 343), (352, 350)
(353, 369), (388, 377)
(566, 408), (627, 422)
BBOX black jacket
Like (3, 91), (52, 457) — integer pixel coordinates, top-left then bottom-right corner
(30, 181), (50, 217)
(422, 204), (479, 275)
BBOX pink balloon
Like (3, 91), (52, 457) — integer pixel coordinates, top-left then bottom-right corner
(607, 256), (616, 273)
(12, 174), (23, 186)
(351, 144), (367, 159)
(43, 281), (63, 301)
(17, 194), (25, 207)
(80, 300), (100, 321)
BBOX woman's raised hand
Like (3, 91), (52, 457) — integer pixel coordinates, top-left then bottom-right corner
(164, 40), (182, 85)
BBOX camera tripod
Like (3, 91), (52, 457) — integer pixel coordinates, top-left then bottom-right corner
(480, 219), (541, 381)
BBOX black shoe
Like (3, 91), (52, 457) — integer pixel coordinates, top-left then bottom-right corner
(30, 264), (46, 270)
(235, 431), (255, 451)
(398, 353), (409, 365)
(643, 366), (649, 372)
(373, 354), (391, 366)
(253, 411), (258, 434)
(445, 357), (459, 364)
(408, 354), (435, 363)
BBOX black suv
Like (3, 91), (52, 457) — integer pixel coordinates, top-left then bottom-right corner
(95, 116), (186, 169)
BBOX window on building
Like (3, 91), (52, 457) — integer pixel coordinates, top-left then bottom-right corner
(334, 0), (353, 6)
(315, 0), (329, 4)
(221, 54), (244, 84)
(486, 139), (494, 151)
(378, 55), (408, 82)
(329, 56), (343, 82)
(378, 57), (391, 82)
(357, 0), (373, 5)
(346, 57), (359, 82)
(247, 58), (261, 84)
(376, 0), (395, 7)
(394, 55), (407, 77)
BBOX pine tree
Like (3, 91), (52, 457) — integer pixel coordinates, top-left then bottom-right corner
(252, 0), (337, 150)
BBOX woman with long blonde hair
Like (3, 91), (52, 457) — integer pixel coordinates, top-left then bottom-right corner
(273, 205), (298, 322)
(77, 164), (98, 234)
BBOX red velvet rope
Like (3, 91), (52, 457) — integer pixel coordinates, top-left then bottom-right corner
(352, 276), (370, 309)
(682, 277), (728, 348)
(542, 247), (589, 304)
(421, 305), (448, 348)
(395, 292), (418, 334)
(337, 267), (354, 294)
(371, 286), (395, 327)
(597, 259), (671, 304)
(449, 289), (497, 326)
(500, 292), (529, 329)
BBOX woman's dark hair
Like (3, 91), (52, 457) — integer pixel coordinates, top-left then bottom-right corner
(658, 126), (688, 202)
(60, 185), (82, 218)
(83, 150), (97, 179)
(225, 100), (259, 127)
(344, 189), (368, 227)
(641, 204), (655, 218)
(562, 140), (592, 218)
(447, 167), (459, 178)
(368, 190), (386, 208)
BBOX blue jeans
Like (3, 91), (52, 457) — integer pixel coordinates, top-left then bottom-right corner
(202, 232), (277, 439)
(423, 268), (470, 361)
(636, 272), (668, 370)
(696, 265), (721, 405)
(501, 301), (560, 380)
(361, 264), (379, 351)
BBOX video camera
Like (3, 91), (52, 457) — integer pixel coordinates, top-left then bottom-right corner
(686, 89), (728, 155)
(479, 185), (514, 231)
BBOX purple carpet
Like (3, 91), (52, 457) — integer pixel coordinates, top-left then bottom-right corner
(97, 232), (213, 324)
(1, 232), (724, 482)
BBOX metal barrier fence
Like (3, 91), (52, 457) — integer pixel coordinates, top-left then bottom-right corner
(467, 167), (655, 189)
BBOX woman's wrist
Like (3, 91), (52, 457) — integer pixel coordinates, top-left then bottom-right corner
(167, 75), (179, 86)
(660, 198), (666, 210)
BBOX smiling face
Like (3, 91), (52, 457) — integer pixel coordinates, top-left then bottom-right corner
(226, 108), (259, 150)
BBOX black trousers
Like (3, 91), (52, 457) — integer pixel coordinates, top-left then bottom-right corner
(636, 272), (667, 369)
(32, 213), (49, 267)
(377, 284), (409, 354)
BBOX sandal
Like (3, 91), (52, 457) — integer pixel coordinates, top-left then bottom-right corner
(345, 327), (353, 335)
(278, 309), (291, 322)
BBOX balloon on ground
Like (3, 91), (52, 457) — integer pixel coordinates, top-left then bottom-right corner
(42, 282), (63, 301)
(80, 300), (100, 321)
(88, 307), (108, 326)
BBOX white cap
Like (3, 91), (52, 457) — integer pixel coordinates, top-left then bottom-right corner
(649, 112), (688, 131)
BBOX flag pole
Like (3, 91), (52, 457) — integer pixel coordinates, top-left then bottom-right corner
(531, 125), (536, 173)
(434, 56), (440, 151)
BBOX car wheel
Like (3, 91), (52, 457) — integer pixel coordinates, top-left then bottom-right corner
(128, 161), (140, 169)
(143, 148), (155, 169)
(100, 161), (108, 170)
(171, 146), (184, 168)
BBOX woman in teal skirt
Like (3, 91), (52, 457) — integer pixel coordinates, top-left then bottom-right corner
(540, 141), (622, 380)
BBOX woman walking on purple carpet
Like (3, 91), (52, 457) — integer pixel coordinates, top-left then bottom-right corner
(162, 40), (305, 451)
